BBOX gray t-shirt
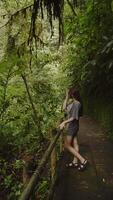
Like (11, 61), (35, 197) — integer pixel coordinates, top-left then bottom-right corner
(66, 101), (81, 121)
(65, 101), (81, 133)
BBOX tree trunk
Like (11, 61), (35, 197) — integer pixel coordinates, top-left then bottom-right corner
(21, 73), (44, 140)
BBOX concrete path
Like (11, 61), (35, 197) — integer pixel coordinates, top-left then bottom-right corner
(53, 116), (113, 200)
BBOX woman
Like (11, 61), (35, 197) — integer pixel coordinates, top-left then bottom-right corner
(59, 87), (88, 171)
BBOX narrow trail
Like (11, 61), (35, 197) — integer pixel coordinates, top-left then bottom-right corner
(53, 116), (113, 200)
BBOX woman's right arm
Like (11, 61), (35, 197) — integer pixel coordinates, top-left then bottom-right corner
(62, 89), (68, 111)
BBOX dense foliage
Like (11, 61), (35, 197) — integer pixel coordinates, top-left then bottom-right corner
(1, 0), (113, 199)
(63, 0), (113, 139)
(64, 0), (113, 95)
(0, 1), (66, 199)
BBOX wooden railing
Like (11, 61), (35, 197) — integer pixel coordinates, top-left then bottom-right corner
(19, 128), (63, 200)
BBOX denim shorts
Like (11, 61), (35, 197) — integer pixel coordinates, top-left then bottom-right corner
(66, 121), (79, 137)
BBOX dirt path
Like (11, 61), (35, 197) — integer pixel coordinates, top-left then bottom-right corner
(53, 116), (113, 200)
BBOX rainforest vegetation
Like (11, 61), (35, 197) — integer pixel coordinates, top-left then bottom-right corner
(0, 0), (113, 199)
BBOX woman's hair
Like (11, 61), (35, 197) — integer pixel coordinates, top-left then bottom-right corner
(68, 87), (81, 101)
(68, 87), (83, 116)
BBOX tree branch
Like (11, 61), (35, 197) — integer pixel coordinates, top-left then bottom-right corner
(0, 4), (33, 29)
(67, 0), (77, 16)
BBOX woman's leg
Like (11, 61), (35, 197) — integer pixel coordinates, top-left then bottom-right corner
(65, 135), (85, 164)
(72, 136), (79, 163)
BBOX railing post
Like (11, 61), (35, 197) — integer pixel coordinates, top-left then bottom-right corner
(59, 131), (64, 153)
(19, 129), (61, 200)
(47, 129), (64, 200)
(50, 129), (57, 180)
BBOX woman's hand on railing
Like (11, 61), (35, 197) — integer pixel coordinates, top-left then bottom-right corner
(59, 121), (66, 130)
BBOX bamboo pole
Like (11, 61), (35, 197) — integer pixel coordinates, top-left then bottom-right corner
(19, 129), (61, 200)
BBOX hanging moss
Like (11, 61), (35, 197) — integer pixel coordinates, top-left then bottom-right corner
(1, 0), (64, 46)
(29, 0), (64, 44)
